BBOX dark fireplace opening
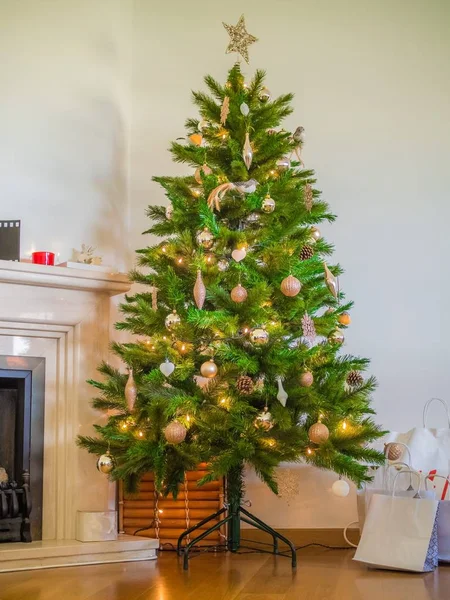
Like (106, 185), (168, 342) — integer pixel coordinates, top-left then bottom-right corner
(0, 357), (45, 542)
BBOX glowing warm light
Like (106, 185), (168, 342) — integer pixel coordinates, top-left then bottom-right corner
(220, 398), (226, 404)
(186, 415), (191, 423)
(342, 420), (348, 430)
(161, 246), (167, 253)
(270, 321), (277, 326)
(176, 257), (183, 264)
(243, 82), (248, 89)
(145, 340), (151, 345)
(181, 344), (186, 352)
(138, 431), (144, 438)
(306, 447), (313, 455)
(121, 423), (128, 430)
(158, 509), (164, 514)
(162, 336), (167, 341)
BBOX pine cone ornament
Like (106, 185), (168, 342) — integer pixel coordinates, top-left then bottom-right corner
(236, 375), (254, 395)
(346, 370), (364, 387)
(300, 245), (314, 261)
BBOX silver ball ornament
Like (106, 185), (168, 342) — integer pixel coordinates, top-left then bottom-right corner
(165, 310), (181, 330)
(331, 479), (350, 497)
(261, 195), (275, 213)
(259, 87), (271, 103)
(97, 452), (115, 474)
(217, 259), (229, 272)
(328, 328), (345, 345)
(277, 157), (291, 172)
(196, 228), (214, 249)
(249, 327), (269, 345)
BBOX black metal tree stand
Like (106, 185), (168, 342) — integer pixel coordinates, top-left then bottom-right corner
(177, 464), (297, 570)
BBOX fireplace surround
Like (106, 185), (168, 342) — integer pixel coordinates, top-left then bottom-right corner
(0, 260), (158, 570)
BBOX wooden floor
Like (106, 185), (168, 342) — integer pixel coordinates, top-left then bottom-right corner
(0, 548), (449, 600)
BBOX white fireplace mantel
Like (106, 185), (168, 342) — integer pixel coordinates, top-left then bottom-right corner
(0, 260), (130, 295)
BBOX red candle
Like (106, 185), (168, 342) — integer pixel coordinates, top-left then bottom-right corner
(32, 251), (55, 266)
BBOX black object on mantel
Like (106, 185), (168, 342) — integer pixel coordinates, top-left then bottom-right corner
(0, 220), (20, 261)
(0, 470), (32, 543)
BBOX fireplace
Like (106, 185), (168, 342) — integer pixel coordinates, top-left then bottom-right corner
(0, 357), (45, 541)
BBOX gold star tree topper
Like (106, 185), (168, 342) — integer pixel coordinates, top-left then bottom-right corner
(223, 15), (258, 64)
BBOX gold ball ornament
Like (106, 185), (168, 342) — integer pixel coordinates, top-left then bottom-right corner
(308, 422), (330, 444)
(310, 227), (322, 242)
(280, 275), (302, 297)
(255, 407), (273, 430)
(97, 452), (115, 474)
(385, 443), (403, 461)
(328, 328), (345, 345)
(165, 310), (181, 330)
(300, 371), (314, 387)
(338, 312), (351, 326)
(259, 87), (271, 103)
(194, 164), (212, 184)
(249, 327), (269, 345)
(196, 228), (214, 249)
(200, 358), (218, 378)
(261, 194), (275, 213)
(164, 421), (187, 445)
(231, 283), (248, 303)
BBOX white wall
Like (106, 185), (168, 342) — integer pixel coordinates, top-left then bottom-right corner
(0, 0), (133, 269)
(130, 0), (450, 527)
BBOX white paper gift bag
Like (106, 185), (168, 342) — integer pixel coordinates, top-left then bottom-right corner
(384, 398), (450, 498)
(354, 471), (439, 572)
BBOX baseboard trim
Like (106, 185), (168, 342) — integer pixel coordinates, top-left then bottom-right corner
(240, 527), (360, 548)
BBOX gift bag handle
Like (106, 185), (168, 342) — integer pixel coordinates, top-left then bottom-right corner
(424, 474), (450, 501)
(392, 469), (422, 497)
(382, 462), (412, 491)
(423, 397), (450, 428)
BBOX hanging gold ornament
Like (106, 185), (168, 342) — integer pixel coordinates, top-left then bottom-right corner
(328, 328), (345, 345)
(222, 14), (258, 64)
(196, 228), (214, 249)
(125, 369), (137, 412)
(304, 183), (313, 211)
(220, 96), (230, 125)
(261, 194), (275, 213)
(97, 452), (115, 474)
(259, 87), (271, 103)
(243, 132), (253, 170)
(193, 270), (206, 309)
(255, 406), (273, 430)
(300, 371), (314, 387)
(200, 358), (218, 378)
(324, 263), (339, 298)
(230, 283), (248, 303)
(165, 310), (181, 330)
(249, 327), (269, 345)
(150, 285), (158, 311)
(189, 133), (203, 146)
(164, 421), (187, 445)
(205, 252), (216, 266)
(310, 226), (321, 242)
(280, 275), (302, 297)
(308, 422), (329, 444)
(194, 164), (213, 184)
(338, 312), (351, 326)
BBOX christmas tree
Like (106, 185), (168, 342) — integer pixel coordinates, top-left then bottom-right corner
(78, 16), (384, 543)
